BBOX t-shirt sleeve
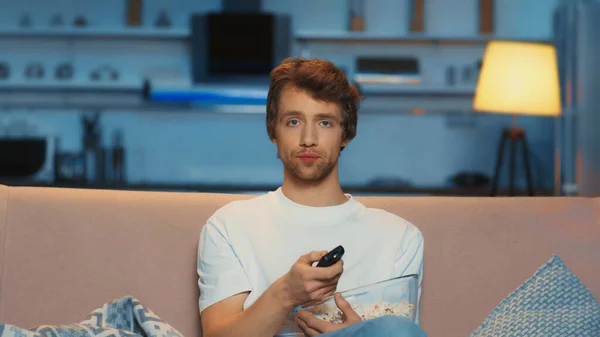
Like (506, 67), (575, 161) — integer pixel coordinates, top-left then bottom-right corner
(392, 229), (424, 325)
(197, 214), (252, 313)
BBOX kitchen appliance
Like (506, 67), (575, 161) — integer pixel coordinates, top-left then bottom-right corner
(553, 0), (600, 196)
(110, 129), (126, 184)
(354, 57), (421, 85)
(0, 138), (46, 177)
(54, 137), (85, 183)
(81, 112), (105, 183)
(190, 12), (291, 84)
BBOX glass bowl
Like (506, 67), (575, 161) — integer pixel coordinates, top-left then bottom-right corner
(289, 274), (419, 324)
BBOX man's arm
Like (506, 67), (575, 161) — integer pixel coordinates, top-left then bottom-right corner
(200, 250), (343, 337)
(200, 278), (292, 337)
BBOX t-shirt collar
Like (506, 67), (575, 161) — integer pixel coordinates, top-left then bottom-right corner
(272, 186), (362, 226)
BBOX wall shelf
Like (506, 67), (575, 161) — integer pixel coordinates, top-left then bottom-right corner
(0, 28), (553, 45)
(0, 27), (189, 40)
(295, 31), (552, 46)
(357, 84), (475, 96)
(0, 81), (148, 110)
(0, 81), (476, 114)
(0, 81), (142, 93)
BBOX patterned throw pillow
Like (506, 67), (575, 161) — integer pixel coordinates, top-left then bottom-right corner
(470, 255), (600, 337)
(0, 296), (182, 337)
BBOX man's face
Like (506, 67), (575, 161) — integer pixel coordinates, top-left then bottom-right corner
(272, 85), (349, 183)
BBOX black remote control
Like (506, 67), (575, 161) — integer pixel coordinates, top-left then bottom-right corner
(316, 245), (345, 267)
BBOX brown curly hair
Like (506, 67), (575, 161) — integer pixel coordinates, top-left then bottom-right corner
(266, 58), (363, 151)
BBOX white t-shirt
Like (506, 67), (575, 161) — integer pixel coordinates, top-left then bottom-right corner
(197, 187), (424, 326)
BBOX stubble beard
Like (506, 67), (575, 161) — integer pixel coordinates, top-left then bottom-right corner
(280, 150), (337, 184)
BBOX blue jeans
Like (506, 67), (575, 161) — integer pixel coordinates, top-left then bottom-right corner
(320, 316), (427, 337)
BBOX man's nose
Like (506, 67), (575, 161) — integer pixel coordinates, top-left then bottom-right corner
(300, 124), (317, 147)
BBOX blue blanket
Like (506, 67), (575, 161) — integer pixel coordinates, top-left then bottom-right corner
(0, 296), (183, 337)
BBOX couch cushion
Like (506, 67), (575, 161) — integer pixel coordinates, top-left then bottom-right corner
(352, 195), (600, 337)
(0, 186), (253, 337)
(470, 255), (600, 336)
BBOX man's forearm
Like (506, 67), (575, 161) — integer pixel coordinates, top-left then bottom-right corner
(203, 279), (294, 337)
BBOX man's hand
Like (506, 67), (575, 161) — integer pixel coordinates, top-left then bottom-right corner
(294, 293), (362, 336)
(276, 250), (343, 310)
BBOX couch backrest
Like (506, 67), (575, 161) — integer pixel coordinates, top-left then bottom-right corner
(0, 185), (599, 337)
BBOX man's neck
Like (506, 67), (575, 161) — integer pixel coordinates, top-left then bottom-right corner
(281, 172), (348, 207)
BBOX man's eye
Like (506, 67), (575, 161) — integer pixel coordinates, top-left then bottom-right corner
(288, 120), (299, 126)
(321, 121), (332, 127)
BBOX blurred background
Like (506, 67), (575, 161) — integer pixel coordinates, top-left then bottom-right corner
(0, 0), (598, 197)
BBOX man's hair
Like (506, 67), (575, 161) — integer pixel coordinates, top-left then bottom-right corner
(266, 58), (363, 151)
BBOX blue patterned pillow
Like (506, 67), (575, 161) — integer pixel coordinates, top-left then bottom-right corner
(470, 255), (600, 337)
(0, 296), (182, 337)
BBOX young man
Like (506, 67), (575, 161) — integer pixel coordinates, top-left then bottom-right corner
(197, 58), (425, 337)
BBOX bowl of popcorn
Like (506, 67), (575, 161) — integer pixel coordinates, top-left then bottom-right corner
(290, 274), (419, 324)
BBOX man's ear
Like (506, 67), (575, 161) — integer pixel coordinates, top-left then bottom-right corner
(341, 137), (350, 148)
(271, 137), (277, 145)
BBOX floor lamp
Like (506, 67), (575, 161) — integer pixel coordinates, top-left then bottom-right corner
(473, 40), (561, 196)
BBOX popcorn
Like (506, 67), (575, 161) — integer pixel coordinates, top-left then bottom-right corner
(305, 300), (415, 324)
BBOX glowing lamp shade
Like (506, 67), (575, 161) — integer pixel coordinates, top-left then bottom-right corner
(473, 41), (561, 117)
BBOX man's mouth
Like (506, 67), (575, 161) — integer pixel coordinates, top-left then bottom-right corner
(297, 153), (320, 162)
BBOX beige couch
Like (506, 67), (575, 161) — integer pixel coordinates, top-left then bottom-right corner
(0, 184), (599, 337)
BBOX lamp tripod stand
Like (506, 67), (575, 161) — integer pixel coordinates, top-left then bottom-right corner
(489, 115), (534, 196)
